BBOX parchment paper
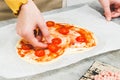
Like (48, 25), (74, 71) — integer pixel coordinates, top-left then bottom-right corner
(0, 5), (120, 78)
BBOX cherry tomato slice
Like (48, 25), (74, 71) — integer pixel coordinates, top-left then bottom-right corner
(34, 49), (45, 57)
(46, 21), (55, 27)
(48, 44), (59, 53)
(76, 36), (86, 42)
(58, 27), (69, 35)
(52, 38), (62, 45)
(21, 44), (33, 50)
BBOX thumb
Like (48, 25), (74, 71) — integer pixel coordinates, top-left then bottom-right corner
(38, 21), (51, 43)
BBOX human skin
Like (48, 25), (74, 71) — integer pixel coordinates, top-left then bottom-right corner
(16, 0), (51, 48)
(99, 0), (120, 21)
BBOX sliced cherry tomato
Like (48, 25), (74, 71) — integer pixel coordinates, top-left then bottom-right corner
(21, 44), (33, 50)
(34, 49), (45, 57)
(46, 21), (55, 27)
(48, 43), (59, 53)
(52, 38), (62, 45)
(75, 36), (86, 42)
(58, 27), (69, 35)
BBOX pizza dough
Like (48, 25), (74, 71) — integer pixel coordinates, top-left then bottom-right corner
(16, 21), (96, 64)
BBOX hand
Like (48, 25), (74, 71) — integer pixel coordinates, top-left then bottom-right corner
(16, 0), (51, 48)
(99, 0), (120, 21)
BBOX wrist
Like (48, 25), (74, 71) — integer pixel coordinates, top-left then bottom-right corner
(5, 0), (28, 15)
(20, 0), (36, 15)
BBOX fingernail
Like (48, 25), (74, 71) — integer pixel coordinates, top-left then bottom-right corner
(48, 39), (52, 43)
(46, 37), (52, 43)
(107, 17), (111, 21)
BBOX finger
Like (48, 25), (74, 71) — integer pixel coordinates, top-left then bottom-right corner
(37, 20), (51, 43)
(36, 35), (42, 42)
(99, 0), (111, 21)
(116, 8), (120, 12)
(111, 11), (120, 18)
(30, 38), (48, 48)
(23, 29), (48, 48)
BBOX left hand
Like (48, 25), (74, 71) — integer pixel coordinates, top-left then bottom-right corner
(99, 0), (120, 21)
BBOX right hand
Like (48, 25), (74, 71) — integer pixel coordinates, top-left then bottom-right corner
(16, 0), (51, 48)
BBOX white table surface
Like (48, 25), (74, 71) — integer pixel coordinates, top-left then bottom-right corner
(0, 1), (120, 80)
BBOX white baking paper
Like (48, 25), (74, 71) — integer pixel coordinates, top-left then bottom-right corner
(0, 5), (120, 78)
